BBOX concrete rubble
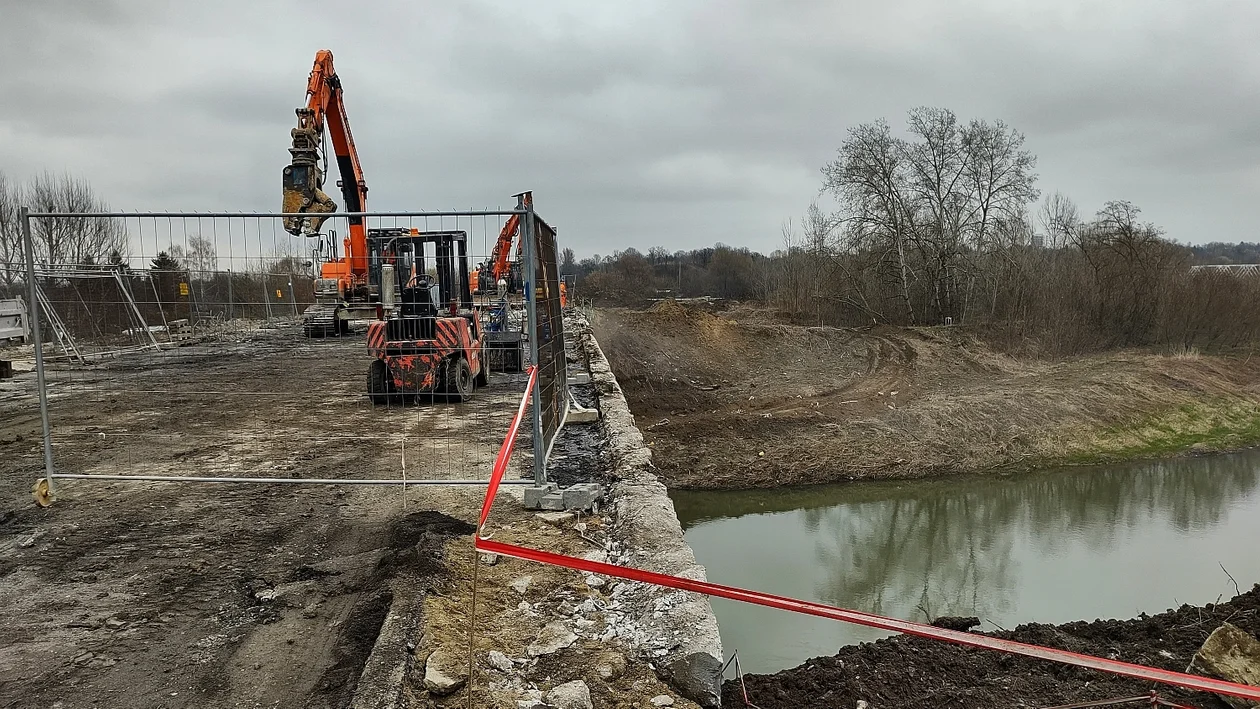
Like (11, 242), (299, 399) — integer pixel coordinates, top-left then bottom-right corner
(573, 313), (725, 707)
(1189, 622), (1260, 709)
(546, 679), (593, 709)
(421, 645), (467, 696)
(527, 620), (578, 657)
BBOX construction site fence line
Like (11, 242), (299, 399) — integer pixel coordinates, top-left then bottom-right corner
(51, 473), (535, 486)
(473, 367), (1260, 705)
(24, 209), (527, 218)
(38, 388), (522, 398)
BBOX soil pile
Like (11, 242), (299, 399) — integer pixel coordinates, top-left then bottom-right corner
(592, 303), (1260, 488)
(725, 585), (1260, 708)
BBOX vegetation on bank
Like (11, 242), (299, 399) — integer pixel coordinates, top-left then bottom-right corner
(568, 107), (1260, 359)
(1054, 398), (1260, 467)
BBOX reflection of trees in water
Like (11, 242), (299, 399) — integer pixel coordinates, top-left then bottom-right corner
(810, 454), (1260, 622)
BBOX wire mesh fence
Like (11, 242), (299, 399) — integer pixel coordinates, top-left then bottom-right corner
(9, 209), (551, 497)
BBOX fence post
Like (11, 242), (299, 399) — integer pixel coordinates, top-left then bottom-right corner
(21, 207), (56, 496)
(227, 268), (233, 320)
(520, 197), (545, 487)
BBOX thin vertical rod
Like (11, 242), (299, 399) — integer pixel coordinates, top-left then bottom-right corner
(519, 196), (545, 487)
(22, 207), (56, 493)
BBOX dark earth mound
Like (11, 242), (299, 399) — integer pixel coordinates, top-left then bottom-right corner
(726, 585), (1260, 708)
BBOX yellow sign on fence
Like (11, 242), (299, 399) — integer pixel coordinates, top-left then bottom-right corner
(276, 289), (283, 299)
(178, 282), (189, 297)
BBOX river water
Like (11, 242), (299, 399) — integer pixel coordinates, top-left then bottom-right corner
(672, 451), (1260, 674)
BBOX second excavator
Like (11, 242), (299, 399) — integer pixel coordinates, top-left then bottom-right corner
(282, 49), (375, 337)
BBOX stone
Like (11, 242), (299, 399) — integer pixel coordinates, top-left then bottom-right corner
(422, 646), (467, 696)
(596, 653), (626, 681)
(581, 550), (608, 564)
(517, 701), (546, 709)
(1188, 622), (1260, 709)
(487, 650), (514, 673)
(546, 679), (592, 709)
(480, 552), (500, 566)
(535, 511), (576, 526)
(585, 574), (606, 588)
(856, 702), (870, 709)
(510, 575), (532, 594)
(104, 618), (125, 629)
(527, 621), (578, 657)
(650, 696), (675, 707)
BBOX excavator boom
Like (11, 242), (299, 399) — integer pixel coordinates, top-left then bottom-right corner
(281, 50), (369, 278)
(489, 191), (531, 282)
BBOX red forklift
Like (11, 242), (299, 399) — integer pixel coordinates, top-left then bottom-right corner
(365, 229), (488, 404)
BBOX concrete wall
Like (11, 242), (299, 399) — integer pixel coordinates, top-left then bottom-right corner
(572, 313), (725, 706)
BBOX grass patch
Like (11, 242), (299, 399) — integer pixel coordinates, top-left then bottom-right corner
(1061, 398), (1260, 466)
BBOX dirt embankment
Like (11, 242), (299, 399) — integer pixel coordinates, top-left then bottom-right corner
(592, 302), (1260, 488)
(726, 584), (1260, 708)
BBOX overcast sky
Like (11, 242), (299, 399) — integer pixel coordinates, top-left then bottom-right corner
(2, 0), (1258, 257)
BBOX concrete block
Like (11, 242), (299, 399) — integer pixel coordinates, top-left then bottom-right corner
(567, 404), (599, 423)
(569, 371), (591, 385)
(561, 483), (604, 512)
(538, 492), (566, 511)
(1189, 622), (1260, 709)
(522, 484), (558, 509)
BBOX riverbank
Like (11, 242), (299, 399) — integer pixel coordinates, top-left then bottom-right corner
(725, 583), (1260, 708)
(591, 302), (1260, 489)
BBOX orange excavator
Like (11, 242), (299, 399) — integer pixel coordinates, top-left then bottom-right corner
(282, 49), (374, 337)
(477, 191), (530, 295)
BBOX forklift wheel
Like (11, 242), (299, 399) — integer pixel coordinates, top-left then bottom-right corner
(447, 357), (474, 403)
(367, 360), (396, 405)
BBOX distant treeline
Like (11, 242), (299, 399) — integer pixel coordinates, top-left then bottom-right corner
(568, 107), (1260, 356)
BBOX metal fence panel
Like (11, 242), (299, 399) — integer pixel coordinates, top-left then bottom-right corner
(13, 209), (538, 498)
(522, 201), (568, 485)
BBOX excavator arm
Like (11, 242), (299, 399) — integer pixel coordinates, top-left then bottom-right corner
(489, 191), (531, 282)
(281, 49), (369, 279)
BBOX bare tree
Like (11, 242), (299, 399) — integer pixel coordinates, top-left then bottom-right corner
(823, 118), (918, 322)
(0, 172), (21, 288)
(169, 234), (219, 279)
(25, 171), (126, 267)
(1037, 191), (1079, 249)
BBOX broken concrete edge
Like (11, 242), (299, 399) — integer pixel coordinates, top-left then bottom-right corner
(349, 584), (421, 709)
(570, 312), (725, 707)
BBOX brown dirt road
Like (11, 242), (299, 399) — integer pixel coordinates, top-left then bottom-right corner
(591, 301), (1260, 488)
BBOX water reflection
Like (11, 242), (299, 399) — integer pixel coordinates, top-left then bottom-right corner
(674, 452), (1260, 673)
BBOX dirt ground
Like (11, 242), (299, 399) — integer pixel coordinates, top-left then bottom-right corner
(726, 584), (1260, 708)
(591, 301), (1260, 488)
(0, 325), (691, 708)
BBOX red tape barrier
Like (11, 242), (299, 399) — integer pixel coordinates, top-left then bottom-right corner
(476, 367), (1260, 703)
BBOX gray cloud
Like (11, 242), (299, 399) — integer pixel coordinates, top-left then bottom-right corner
(1, 0), (1257, 256)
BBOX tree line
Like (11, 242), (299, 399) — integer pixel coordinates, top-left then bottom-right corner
(568, 107), (1260, 355)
